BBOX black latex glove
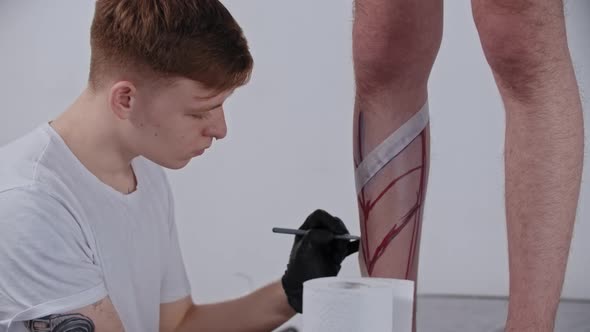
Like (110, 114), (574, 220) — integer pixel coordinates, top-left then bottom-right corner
(281, 209), (360, 313)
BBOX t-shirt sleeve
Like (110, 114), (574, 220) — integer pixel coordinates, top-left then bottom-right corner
(160, 178), (191, 303)
(0, 188), (107, 329)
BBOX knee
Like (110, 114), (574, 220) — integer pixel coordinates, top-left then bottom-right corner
(472, 0), (567, 97)
(353, 4), (442, 96)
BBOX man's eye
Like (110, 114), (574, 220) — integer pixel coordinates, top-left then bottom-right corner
(190, 113), (210, 119)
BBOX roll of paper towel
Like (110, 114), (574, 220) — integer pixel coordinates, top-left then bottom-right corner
(302, 277), (414, 332)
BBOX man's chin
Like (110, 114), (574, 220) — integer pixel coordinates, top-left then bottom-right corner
(147, 157), (192, 170)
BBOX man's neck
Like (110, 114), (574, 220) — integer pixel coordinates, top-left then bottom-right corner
(51, 89), (138, 194)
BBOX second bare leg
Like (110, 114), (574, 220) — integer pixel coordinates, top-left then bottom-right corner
(473, 1), (584, 330)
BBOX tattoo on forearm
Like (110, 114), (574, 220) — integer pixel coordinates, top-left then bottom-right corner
(24, 313), (95, 332)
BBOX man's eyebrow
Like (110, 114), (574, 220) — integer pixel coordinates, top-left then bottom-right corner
(195, 103), (223, 112)
(194, 89), (231, 101)
(194, 90), (235, 101)
(194, 94), (215, 101)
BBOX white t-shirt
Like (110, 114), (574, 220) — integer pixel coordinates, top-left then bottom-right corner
(0, 123), (191, 332)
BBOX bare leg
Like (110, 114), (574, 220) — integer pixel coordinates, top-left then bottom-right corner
(352, 1), (442, 328)
(472, 1), (584, 330)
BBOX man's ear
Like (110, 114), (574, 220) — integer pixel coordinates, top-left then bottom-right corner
(109, 81), (137, 120)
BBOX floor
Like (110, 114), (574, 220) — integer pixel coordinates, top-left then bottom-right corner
(417, 295), (590, 332)
(275, 296), (590, 332)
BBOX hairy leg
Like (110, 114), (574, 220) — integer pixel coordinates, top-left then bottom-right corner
(472, 1), (584, 330)
(353, 0), (442, 280)
(352, 5), (442, 331)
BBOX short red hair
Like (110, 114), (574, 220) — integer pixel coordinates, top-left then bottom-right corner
(89, 0), (253, 91)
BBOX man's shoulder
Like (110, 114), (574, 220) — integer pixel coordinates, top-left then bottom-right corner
(0, 124), (84, 207)
(0, 185), (73, 227)
(0, 187), (84, 262)
(0, 124), (53, 192)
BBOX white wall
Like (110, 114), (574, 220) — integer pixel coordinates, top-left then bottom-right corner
(1, 0), (588, 319)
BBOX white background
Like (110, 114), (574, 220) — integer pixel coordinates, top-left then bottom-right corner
(1, 1), (588, 325)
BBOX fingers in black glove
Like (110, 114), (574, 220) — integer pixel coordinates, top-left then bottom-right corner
(347, 239), (360, 256)
(298, 209), (350, 235)
(282, 209), (361, 313)
(301, 209), (358, 264)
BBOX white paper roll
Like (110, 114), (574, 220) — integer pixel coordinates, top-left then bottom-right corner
(302, 277), (414, 332)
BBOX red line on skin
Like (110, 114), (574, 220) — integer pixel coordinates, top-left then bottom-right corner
(367, 193), (421, 274)
(358, 167), (422, 272)
(406, 200), (420, 279)
(356, 112), (372, 265)
(356, 122), (427, 276)
(367, 166), (422, 212)
(405, 131), (426, 279)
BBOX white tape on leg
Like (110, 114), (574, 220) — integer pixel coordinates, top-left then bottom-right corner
(355, 102), (429, 194)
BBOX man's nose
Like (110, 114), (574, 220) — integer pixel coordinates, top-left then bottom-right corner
(204, 108), (227, 140)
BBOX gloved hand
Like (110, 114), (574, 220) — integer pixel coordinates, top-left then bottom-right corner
(281, 209), (360, 313)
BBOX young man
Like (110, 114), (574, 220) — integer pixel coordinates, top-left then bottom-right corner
(352, 0), (584, 331)
(0, 1), (358, 331)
